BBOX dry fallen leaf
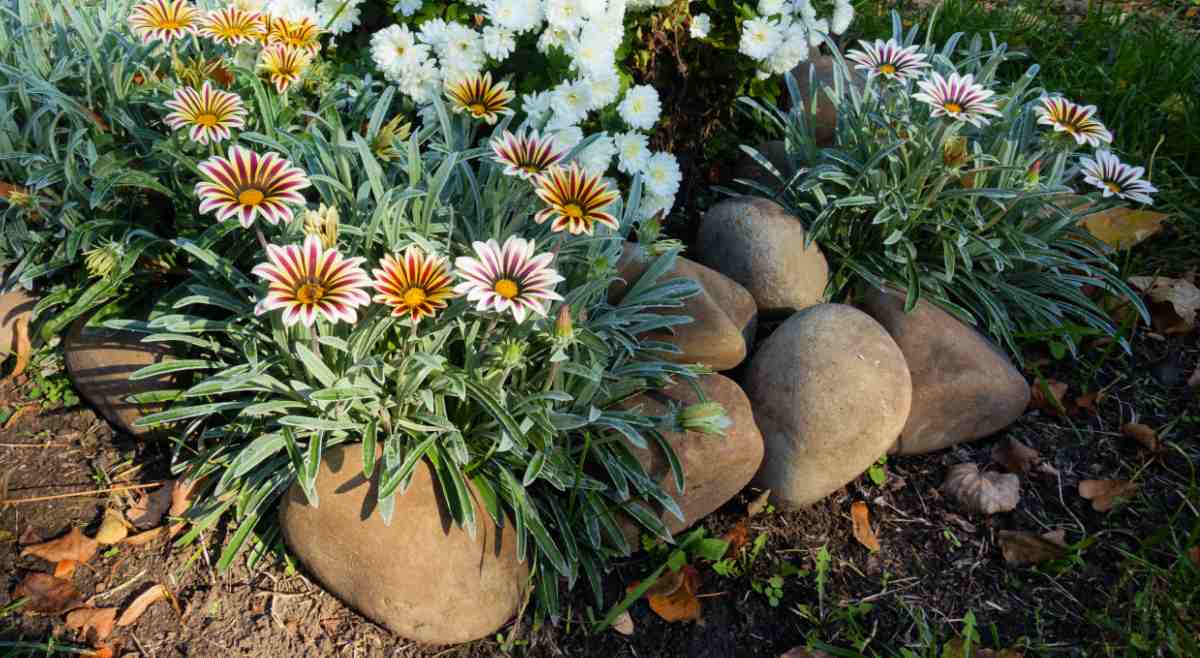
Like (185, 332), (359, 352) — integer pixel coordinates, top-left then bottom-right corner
(721, 520), (749, 554)
(1188, 364), (1200, 389)
(12, 573), (87, 614)
(1073, 390), (1104, 416)
(747, 489), (771, 517)
(1128, 275), (1200, 334)
(66, 607), (118, 643)
(95, 509), (129, 546)
(779, 648), (835, 658)
(943, 463), (1020, 515)
(998, 529), (1068, 566)
(18, 526), (43, 545)
(1028, 379), (1069, 416)
(1079, 479), (1138, 512)
(20, 527), (98, 565)
(1080, 207), (1169, 249)
(54, 560), (77, 578)
(116, 584), (168, 627)
(992, 437), (1040, 474)
(942, 638), (1025, 658)
(127, 484), (173, 530)
(1121, 423), (1159, 452)
(123, 527), (165, 546)
(850, 501), (880, 553)
(84, 644), (117, 658)
(611, 610), (634, 636)
(644, 565), (701, 623)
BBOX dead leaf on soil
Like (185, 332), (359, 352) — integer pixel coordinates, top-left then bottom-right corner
(942, 638), (1026, 658)
(1188, 364), (1200, 389)
(1128, 275), (1200, 334)
(943, 463), (1020, 515)
(12, 572), (87, 614)
(942, 512), (977, 534)
(747, 488), (771, 517)
(66, 606), (118, 643)
(611, 610), (634, 636)
(1073, 390), (1104, 416)
(779, 648), (835, 658)
(95, 509), (129, 546)
(116, 584), (167, 627)
(54, 559), (77, 578)
(644, 565), (701, 623)
(123, 527), (165, 546)
(998, 529), (1069, 566)
(1079, 479), (1138, 512)
(991, 437), (1040, 474)
(21, 527), (98, 565)
(1121, 423), (1160, 452)
(127, 484), (173, 530)
(1028, 379), (1069, 416)
(721, 520), (749, 553)
(18, 526), (43, 545)
(84, 644), (117, 658)
(1080, 207), (1169, 249)
(850, 501), (880, 552)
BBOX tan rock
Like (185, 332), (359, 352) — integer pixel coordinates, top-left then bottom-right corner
(697, 198), (829, 316)
(733, 140), (794, 193)
(612, 243), (756, 370)
(859, 287), (1030, 455)
(788, 55), (863, 147)
(63, 321), (175, 438)
(0, 288), (35, 358)
(278, 445), (528, 645)
(618, 374), (764, 544)
(744, 304), (911, 507)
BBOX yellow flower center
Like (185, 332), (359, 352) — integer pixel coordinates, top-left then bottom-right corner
(878, 63), (897, 75)
(159, 20), (183, 29)
(1105, 181), (1121, 194)
(563, 203), (584, 219)
(944, 102), (964, 114)
(523, 164), (541, 174)
(494, 278), (519, 300)
(238, 188), (265, 206)
(403, 287), (427, 307)
(195, 113), (219, 127)
(296, 283), (325, 304)
(469, 102), (487, 116)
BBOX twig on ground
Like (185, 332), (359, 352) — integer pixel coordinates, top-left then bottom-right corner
(0, 481), (166, 506)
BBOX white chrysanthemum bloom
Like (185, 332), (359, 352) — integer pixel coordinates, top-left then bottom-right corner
(614, 131), (650, 175)
(551, 79), (592, 125)
(522, 91), (553, 126)
(574, 30), (617, 77)
(267, 0), (318, 21)
(765, 22), (810, 74)
(486, 0), (543, 32)
(440, 22), (485, 75)
(831, 0), (854, 34)
(371, 25), (426, 80)
(232, 0), (267, 11)
(318, 0), (363, 35)
(549, 126), (584, 151)
(537, 25), (569, 53)
(585, 71), (620, 109)
(806, 18), (830, 47)
(690, 13), (711, 38)
(394, 0), (422, 16)
(482, 25), (516, 59)
(618, 85), (661, 131)
(417, 17), (449, 50)
(739, 17), (782, 61)
(796, 0), (818, 23)
(401, 57), (441, 104)
(643, 151), (681, 198)
(578, 133), (617, 176)
(546, 0), (584, 30)
(757, 0), (786, 15)
(579, 0), (607, 20)
(638, 190), (675, 220)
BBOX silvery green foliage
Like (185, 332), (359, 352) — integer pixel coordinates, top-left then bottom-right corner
(734, 14), (1147, 357)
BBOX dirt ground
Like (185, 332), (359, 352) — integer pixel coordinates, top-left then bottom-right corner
(1, 321), (1197, 657)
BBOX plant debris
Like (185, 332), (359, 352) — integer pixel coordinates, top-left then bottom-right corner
(943, 464), (1020, 515)
(850, 501), (880, 552)
(1078, 479), (1138, 512)
(997, 529), (1069, 566)
(20, 527), (97, 565)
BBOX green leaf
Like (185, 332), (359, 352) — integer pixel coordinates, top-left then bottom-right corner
(295, 341), (337, 388)
(361, 419), (378, 479)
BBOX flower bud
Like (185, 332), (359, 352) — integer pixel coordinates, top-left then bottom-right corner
(677, 401), (731, 436)
(302, 204), (340, 249)
(554, 305), (573, 339)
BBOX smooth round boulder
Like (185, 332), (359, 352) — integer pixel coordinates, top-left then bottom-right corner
(697, 198), (829, 317)
(278, 445), (528, 645)
(617, 374), (765, 544)
(859, 287), (1031, 455)
(744, 304), (912, 507)
(788, 55), (863, 147)
(0, 289), (36, 377)
(63, 320), (176, 438)
(732, 140), (794, 193)
(611, 243), (757, 370)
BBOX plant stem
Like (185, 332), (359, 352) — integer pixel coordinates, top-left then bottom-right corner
(254, 225), (270, 253)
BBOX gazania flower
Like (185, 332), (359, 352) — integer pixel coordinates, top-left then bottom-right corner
(1035, 96), (1112, 147)
(1079, 150), (1157, 205)
(371, 246), (457, 323)
(490, 130), (567, 180)
(445, 72), (515, 124)
(198, 7), (264, 46)
(846, 39), (929, 81)
(252, 235), (372, 328)
(912, 72), (1002, 127)
(163, 81), (246, 145)
(128, 0), (199, 45)
(195, 145), (311, 227)
(454, 236), (564, 323)
(533, 163), (620, 235)
(258, 44), (311, 94)
(267, 16), (322, 56)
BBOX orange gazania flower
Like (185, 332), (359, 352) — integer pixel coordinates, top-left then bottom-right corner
(258, 44), (311, 94)
(445, 72), (515, 125)
(371, 246), (457, 323)
(128, 0), (199, 45)
(266, 16), (322, 57)
(198, 7), (264, 46)
(533, 163), (620, 235)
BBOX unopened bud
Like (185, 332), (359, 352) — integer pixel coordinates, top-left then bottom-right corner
(554, 305), (573, 339)
(677, 401), (731, 436)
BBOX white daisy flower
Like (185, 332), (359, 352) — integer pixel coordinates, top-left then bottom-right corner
(614, 131), (651, 175)
(739, 17), (782, 61)
(618, 84), (661, 131)
(643, 151), (682, 198)
(690, 13), (711, 39)
(578, 132), (618, 176)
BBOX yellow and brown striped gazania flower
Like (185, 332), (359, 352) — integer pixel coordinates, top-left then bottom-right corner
(198, 6), (264, 46)
(533, 163), (620, 235)
(163, 81), (246, 145)
(128, 0), (199, 45)
(252, 235), (372, 328)
(371, 246), (457, 323)
(445, 72), (515, 125)
(1035, 96), (1113, 148)
(258, 44), (311, 94)
(266, 16), (322, 57)
(490, 130), (567, 180)
(195, 145), (311, 227)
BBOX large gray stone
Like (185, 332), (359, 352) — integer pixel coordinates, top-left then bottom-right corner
(859, 287), (1030, 455)
(744, 304), (911, 507)
(697, 198), (829, 317)
(279, 445), (528, 645)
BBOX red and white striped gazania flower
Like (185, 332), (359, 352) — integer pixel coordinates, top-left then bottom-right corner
(163, 81), (246, 145)
(1079, 150), (1157, 205)
(252, 235), (372, 327)
(912, 72), (1002, 127)
(198, 6), (264, 46)
(490, 130), (567, 180)
(846, 39), (929, 82)
(128, 0), (199, 45)
(371, 246), (457, 323)
(258, 44), (311, 94)
(266, 16), (322, 56)
(533, 163), (620, 235)
(445, 72), (515, 125)
(1035, 96), (1112, 147)
(454, 236), (564, 324)
(195, 145), (311, 227)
